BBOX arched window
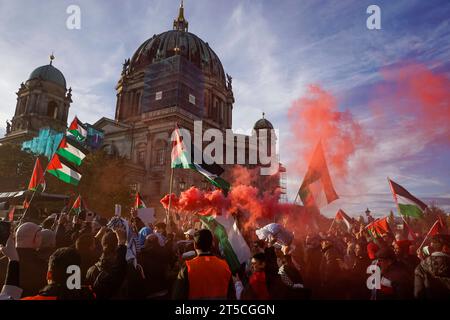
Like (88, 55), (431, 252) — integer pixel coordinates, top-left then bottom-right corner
(153, 139), (167, 166)
(47, 101), (58, 119)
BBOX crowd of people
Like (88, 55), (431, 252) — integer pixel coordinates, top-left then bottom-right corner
(0, 206), (449, 300)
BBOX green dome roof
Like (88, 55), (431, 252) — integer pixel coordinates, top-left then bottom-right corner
(28, 64), (66, 88)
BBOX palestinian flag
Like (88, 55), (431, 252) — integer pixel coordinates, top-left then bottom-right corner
(28, 158), (46, 192)
(70, 195), (87, 215)
(68, 116), (87, 142)
(298, 141), (338, 209)
(335, 209), (353, 231)
(47, 154), (82, 186)
(171, 125), (230, 194)
(427, 219), (446, 237)
(200, 213), (251, 273)
(389, 178), (427, 219)
(56, 137), (86, 166)
(366, 217), (391, 238)
(134, 192), (146, 209)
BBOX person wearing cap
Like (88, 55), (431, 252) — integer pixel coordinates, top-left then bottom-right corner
(14, 222), (47, 297)
(373, 247), (413, 300)
(414, 235), (450, 299)
(176, 229), (196, 257)
(172, 229), (235, 300)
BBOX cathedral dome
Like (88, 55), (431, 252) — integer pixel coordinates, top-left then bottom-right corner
(254, 113), (274, 130)
(129, 3), (225, 85)
(28, 61), (66, 88)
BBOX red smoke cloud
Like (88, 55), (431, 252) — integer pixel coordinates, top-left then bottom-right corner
(287, 85), (372, 179)
(375, 62), (450, 144)
(161, 185), (307, 230)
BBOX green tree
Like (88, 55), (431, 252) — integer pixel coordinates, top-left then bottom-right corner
(76, 150), (132, 218)
(0, 144), (35, 192)
(0, 144), (132, 218)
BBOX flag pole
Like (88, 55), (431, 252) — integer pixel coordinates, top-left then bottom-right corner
(418, 220), (439, 252)
(327, 217), (336, 233)
(167, 121), (178, 229)
(167, 167), (174, 227)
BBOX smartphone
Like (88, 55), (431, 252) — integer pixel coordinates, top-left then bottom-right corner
(0, 221), (11, 246)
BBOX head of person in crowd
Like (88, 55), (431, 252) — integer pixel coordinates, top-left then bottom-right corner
(101, 229), (118, 256)
(16, 222), (43, 249)
(193, 229), (213, 254)
(251, 252), (266, 273)
(375, 247), (396, 273)
(76, 233), (96, 255)
(429, 235), (450, 254)
(381, 233), (394, 246)
(144, 234), (159, 249)
(40, 229), (56, 250)
(252, 240), (266, 254)
(393, 240), (411, 257)
(354, 242), (367, 258)
(184, 229), (195, 241)
(46, 247), (81, 286)
(320, 237), (333, 251)
(154, 222), (167, 236)
(130, 216), (145, 233)
(41, 215), (56, 230)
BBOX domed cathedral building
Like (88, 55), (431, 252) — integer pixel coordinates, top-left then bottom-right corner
(94, 2), (286, 217)
(0, 55), (72, 144)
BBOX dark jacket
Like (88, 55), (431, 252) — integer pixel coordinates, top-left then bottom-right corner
(85, 245), (128, 299)
(137, 244), (170, 297)
(264, 246), (285, 299)
(16, 248), (47, 297)
(320, 245), (341, 287)
(376, 261), (414, 300)
(21, 284), (95, 300)
(414, 252), (450, 299)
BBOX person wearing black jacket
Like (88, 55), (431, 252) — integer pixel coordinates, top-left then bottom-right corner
(21, 228), (128, 300)
(137, 234), (170, 299)
(85, 228), (128, 299)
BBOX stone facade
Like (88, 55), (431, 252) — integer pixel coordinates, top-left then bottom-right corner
(94, 4), (285, 219)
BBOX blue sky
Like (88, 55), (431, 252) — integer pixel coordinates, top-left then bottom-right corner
(0, 0), (448, 216)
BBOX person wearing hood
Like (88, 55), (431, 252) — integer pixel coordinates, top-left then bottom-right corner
(85, 228), (128, 299)
(137, 234), (170, 299)
(15, 222), (47, 297)
(414, 235), (450, 299)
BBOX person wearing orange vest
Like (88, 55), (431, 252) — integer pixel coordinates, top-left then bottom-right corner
(172, 229), (235, 300)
